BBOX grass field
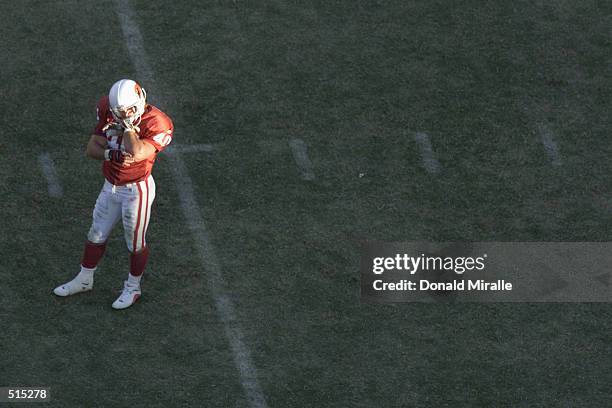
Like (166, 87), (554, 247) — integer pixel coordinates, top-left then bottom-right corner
(2, 0), (612, 406)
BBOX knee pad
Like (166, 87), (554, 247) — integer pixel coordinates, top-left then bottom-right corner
(87, 224), (109, 244)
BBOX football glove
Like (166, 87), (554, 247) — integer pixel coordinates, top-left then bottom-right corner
(105, 149), (126, 163)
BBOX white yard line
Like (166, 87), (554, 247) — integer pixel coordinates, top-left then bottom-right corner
(521, 98), (563, 167)
(38, 153), (63, 198)
(536, 122), (562, 166)
(414, 131), (441, 174)
(115, 2), (268, 407)
(288, 138), (315, 180)
(165, 143), (214, 154)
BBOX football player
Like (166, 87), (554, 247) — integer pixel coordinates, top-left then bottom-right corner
(53, 79), (174, 309)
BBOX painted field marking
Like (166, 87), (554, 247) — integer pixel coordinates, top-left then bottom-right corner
(165, 143), (214, 154)
(414, 131), (441, 174)
(288, 138), (315, 180)
(38, 153), (63, 198)
(521, 98), (563, 167)
(115, 1), (268, 407)
(536, 122), (562, 166)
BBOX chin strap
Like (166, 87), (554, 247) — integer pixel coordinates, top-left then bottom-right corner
(121, 117), (141, 133)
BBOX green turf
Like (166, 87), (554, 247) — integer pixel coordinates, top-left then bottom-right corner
(2, 0), (612, 406)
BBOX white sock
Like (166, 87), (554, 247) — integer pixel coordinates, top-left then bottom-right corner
(127, 273), (141, 287)
(77, 266), (96, 282)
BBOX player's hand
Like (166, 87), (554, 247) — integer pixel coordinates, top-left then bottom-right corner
(121, 152), (136, 167)
(107, 149), (134, 166)
(102, 121), (124, 132)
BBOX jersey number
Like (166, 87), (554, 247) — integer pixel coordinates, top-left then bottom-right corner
(153, 132), (172, 147)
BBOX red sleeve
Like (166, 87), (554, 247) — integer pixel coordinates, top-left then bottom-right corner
(141, 111), (174, 152)
(92, 96), (111, 137)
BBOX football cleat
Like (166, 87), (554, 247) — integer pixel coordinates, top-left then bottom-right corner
(112, 281), (141, 310)
(53, 276), (93, 297)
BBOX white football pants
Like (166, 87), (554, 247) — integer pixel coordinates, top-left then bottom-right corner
(87, 175), (156, 253)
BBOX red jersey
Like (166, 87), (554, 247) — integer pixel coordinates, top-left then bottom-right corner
(93, 96), (174, 185)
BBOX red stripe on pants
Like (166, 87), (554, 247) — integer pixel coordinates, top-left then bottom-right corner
(141, 178), (149, 249)
(133, 182), (143, 252)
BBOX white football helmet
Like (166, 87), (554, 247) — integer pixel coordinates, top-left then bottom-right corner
(108, 79), (147, 128)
